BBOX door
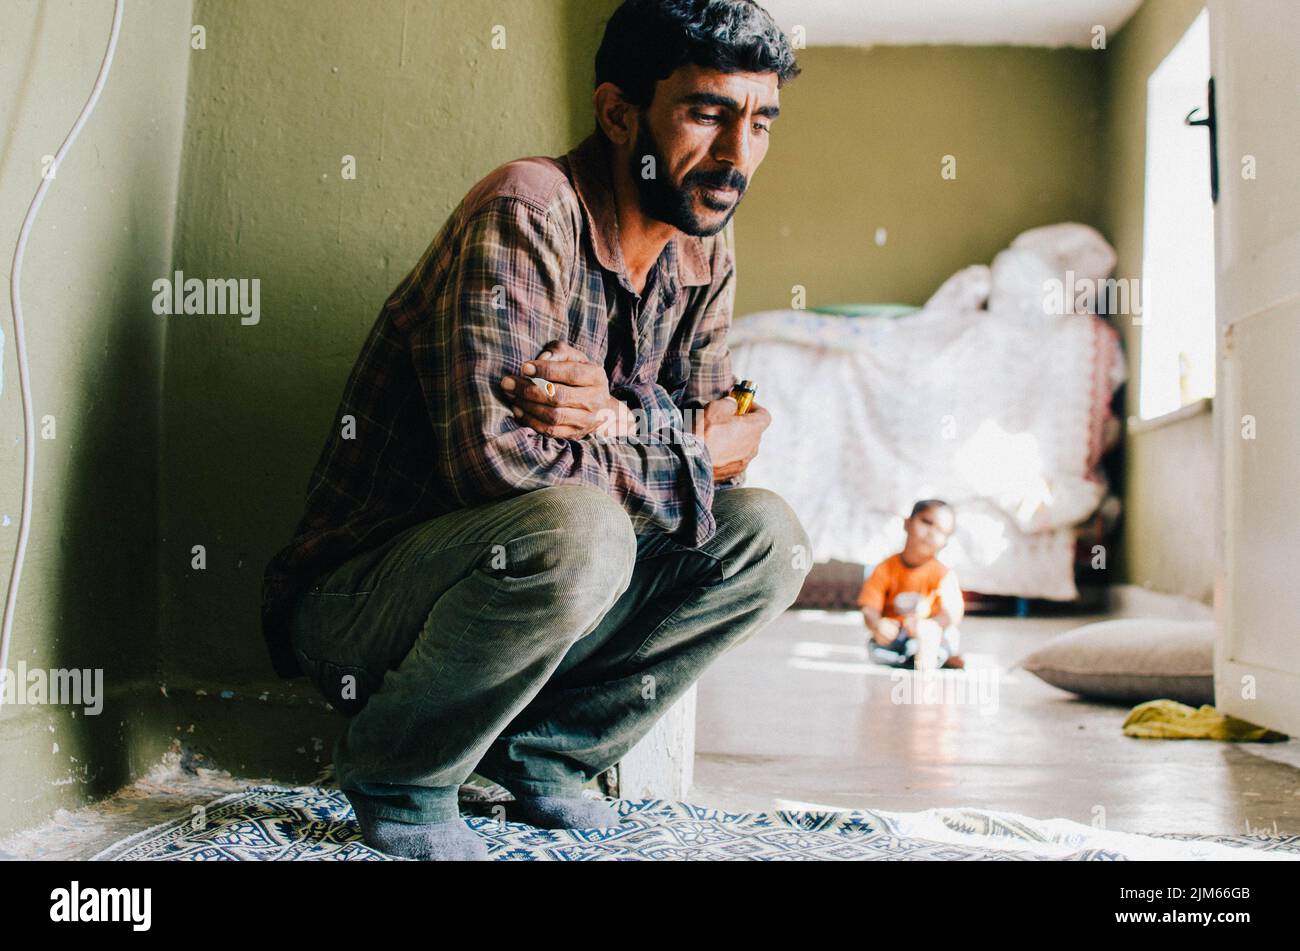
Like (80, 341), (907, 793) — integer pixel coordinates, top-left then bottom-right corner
(1212, 0), (1300, 734)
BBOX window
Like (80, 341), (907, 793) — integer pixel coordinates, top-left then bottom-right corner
(1138, 9), (1215, 421)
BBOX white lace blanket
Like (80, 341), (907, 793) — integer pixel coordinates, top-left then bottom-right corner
(730, 307), (1125, 599)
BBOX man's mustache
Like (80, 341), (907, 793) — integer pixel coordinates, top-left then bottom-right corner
(684, 169), (748, 193)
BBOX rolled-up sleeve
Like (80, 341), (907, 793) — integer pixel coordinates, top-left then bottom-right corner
(405, 195), (718, 544)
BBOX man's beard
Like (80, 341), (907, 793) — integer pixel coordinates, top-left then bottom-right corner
(630, 120), (747, 237)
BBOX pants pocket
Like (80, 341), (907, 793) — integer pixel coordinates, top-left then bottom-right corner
(293, 647), (378, 717)
(289, 590), (380, 716)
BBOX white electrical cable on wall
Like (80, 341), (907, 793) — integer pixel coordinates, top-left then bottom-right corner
(1, 1), (125, 710)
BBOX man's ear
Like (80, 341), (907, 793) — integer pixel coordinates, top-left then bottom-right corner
(594, 82), (637, 147)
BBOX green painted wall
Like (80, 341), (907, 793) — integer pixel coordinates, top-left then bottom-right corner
(732, 45), (1106, 315)
(0, 0), (193, 837)
(1099, 0), (1213, 601)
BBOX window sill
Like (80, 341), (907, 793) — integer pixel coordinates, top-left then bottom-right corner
(1127, 396), (1213, 435)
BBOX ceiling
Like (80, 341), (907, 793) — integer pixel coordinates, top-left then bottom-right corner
(759, 0), (1146, 48)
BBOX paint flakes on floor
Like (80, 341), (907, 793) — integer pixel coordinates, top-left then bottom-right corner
(0, 745), (282, 861)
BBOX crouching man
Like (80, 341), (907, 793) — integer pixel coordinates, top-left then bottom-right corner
(261, 0), (807, 860)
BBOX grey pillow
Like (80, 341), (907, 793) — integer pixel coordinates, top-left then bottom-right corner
(1017, 618), (1215, 705)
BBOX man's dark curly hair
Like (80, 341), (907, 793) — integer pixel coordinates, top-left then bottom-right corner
(595, 0), (801, 110)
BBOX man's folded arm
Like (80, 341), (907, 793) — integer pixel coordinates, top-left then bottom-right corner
(404, 195), (717, 543)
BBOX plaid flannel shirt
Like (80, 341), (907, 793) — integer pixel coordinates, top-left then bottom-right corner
(260, 132), (741, 677)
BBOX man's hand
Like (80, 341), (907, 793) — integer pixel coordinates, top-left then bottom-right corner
(501, 341), (634, 439)
(693, 396), (771, 483)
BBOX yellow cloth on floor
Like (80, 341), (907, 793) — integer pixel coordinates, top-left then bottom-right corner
(1122, 699), (1288, 742)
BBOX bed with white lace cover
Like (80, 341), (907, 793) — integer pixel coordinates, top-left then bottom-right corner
(728, 224), (1126, 600)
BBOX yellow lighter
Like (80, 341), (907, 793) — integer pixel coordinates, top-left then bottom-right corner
(730, 379), (756, 415)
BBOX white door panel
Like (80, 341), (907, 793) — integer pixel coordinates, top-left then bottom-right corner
(1212, 0), (1300, 734)
(1220, 299), (1300, 664)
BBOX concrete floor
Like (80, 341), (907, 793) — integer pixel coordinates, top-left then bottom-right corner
(693, 609), (1300, 836)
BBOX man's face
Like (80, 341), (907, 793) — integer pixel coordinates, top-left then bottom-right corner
(629, 64), (780, 237)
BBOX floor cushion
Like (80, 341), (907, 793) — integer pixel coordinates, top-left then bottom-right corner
(1017, 618), (1215, 705)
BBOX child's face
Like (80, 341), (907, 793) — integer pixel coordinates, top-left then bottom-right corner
(903, 505), (955, 560)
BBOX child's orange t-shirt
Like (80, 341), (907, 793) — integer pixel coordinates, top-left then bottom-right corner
(856, 554), (961, 621)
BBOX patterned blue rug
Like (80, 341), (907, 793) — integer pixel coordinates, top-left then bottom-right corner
(91, 785), (1300, 861)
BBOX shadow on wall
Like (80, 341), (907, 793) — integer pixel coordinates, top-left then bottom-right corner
(0, 0), (192, 836)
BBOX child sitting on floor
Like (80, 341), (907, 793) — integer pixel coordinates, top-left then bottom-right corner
(858, 499), (965, 670)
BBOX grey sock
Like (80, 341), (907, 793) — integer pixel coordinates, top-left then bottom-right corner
(349, 797), (489, 861)
(511, 794), (622, 831)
